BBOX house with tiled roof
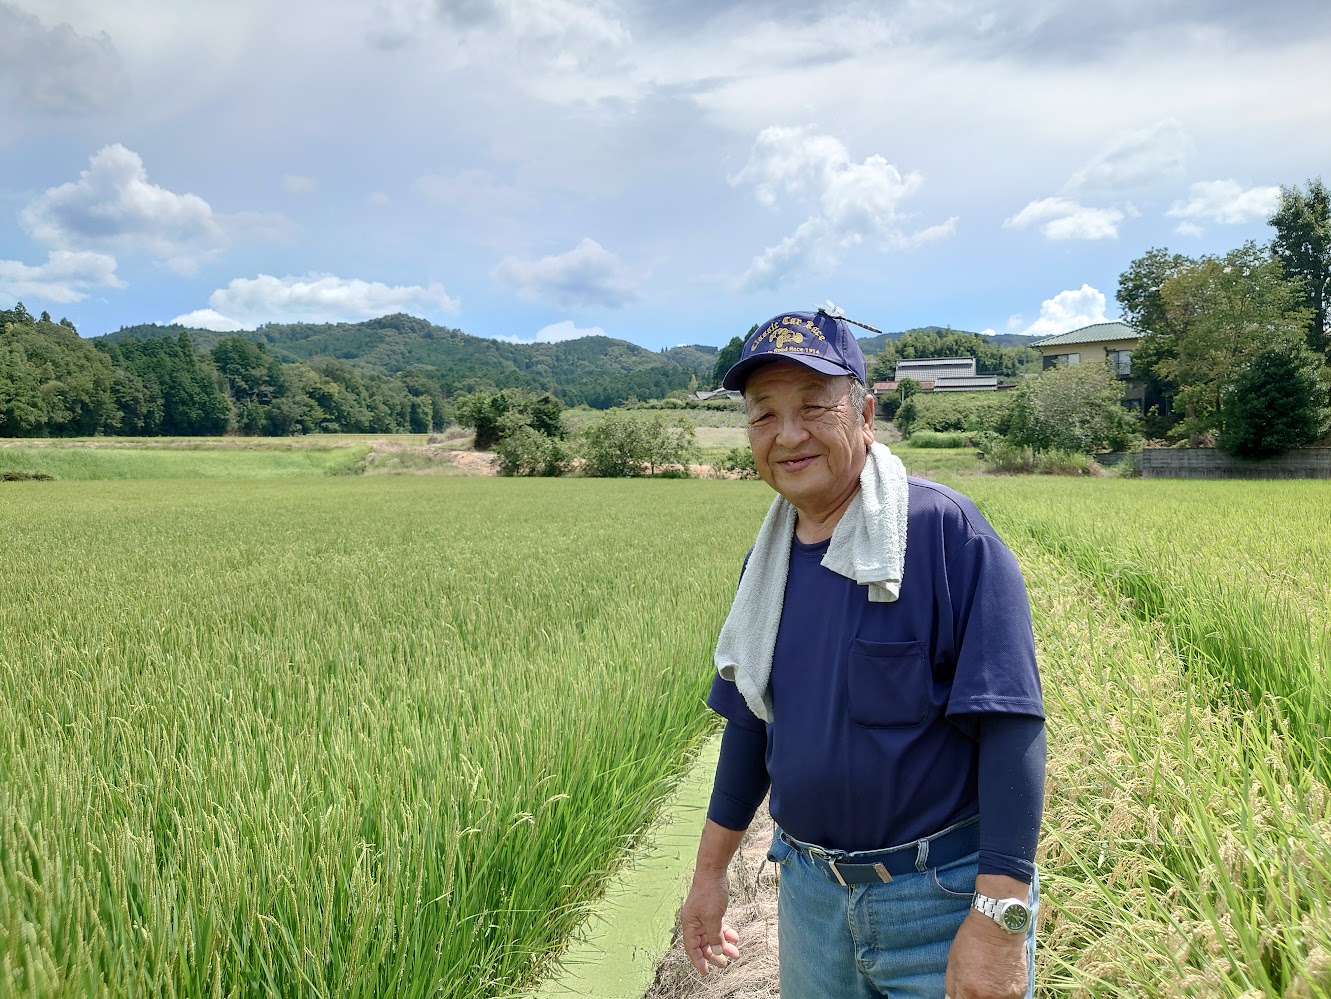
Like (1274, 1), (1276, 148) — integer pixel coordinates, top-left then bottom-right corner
(1031, 321), (1149, 410)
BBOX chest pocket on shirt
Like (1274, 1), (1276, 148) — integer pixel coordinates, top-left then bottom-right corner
(847, 639), (933, 728)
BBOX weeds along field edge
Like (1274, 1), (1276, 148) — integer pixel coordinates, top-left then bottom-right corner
(1015, 528), (1331, 997)
(0, 477), (774, 999)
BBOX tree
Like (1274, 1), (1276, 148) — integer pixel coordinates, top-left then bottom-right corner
(495, 425), (571, 476)
(640, 415), (698, 475)
(1118, 247), (1193, 431)
(1218, 343), (1328, 458)
(454, 388), (562, 450)
(1269, 178), (1331, 359)
(711, 327), (755, 387)
(1006, 361), (1141, 454)
(1157, 242), (1314, 442)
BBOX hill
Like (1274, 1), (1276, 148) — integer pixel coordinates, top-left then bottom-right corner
(852, 327), (1043, 354)
(99, 315), (718, 409)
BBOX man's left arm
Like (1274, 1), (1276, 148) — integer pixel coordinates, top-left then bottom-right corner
(945, 712), (1046, 999)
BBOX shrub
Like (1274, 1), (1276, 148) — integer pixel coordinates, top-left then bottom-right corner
(982, 443), (1102, 475)
(1006, 363), (1141, 455)
(895, 392), (1013, 437)
(495, 426), (571, 477)
(581, 412), (698, 477)
(718, 447), (757, 478)
(906, 430), (968, 448)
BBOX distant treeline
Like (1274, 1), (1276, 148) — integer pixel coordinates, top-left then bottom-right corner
(0, 303), (448, 436)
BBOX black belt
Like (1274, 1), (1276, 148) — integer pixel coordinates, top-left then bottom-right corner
(779, 818), (979, 886)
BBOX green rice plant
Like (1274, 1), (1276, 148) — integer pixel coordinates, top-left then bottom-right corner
(952, 478), (1331, 781)
(0, 477), (774, 998)
(1015, 540), (1331, 997)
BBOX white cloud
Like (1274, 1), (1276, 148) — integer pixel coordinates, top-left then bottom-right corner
(494, 238), (636, 309)
(169, 273), (460, 329)
(1065, 119), (1189, 194)
(1018, 285), (1110, 339)
(1175, 220), (1204, 238)
(0, 249), (124, 304)
(283, 174), (317, 195)
(20, 144), (285, 275)
(368, 191), (391, 207)
(0, 4), (129, 113)
(495, 319), (607, 344)
(1166, 179), (1282, 229)
(1003, 197), (1124, 240)
(731, 126), (954, 290)
(367, 0), (629, 71)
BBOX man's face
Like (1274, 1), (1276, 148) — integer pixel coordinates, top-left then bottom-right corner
(743, 363), (874, 513)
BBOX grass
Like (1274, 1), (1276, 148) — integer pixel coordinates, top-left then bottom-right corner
(0, 477), (775, 999)
(0, 440), (371, 479)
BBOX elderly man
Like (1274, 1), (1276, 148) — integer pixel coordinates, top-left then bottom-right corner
(678, 308), (1045, 998)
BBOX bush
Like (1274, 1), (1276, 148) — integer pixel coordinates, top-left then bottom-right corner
(718, 447), (757, 478)
(581, 412), (698, 477)
(895, 393), (1012, 437)
(982, 444), (1103, 475)
(1006, 364), (1141, 455)
(906, 431), (968, 448)
(495, 426), (571, 477)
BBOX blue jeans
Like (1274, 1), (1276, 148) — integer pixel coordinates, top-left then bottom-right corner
(767, 822), (1038, 998)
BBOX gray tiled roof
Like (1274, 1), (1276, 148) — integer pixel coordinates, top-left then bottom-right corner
(1032, 321), (1147, 348)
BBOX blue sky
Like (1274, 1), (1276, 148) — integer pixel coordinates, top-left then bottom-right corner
(2, 0), (1329, 349)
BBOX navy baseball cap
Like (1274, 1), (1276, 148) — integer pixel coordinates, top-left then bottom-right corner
(722, 309), (867, 391)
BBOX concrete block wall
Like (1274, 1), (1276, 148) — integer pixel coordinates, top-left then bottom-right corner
(1140, 448), (1331, 479)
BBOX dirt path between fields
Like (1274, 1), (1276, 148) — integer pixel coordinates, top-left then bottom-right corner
(644, 799), (781, 999)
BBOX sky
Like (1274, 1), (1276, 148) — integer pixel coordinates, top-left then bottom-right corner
(2, 0), (1330, 350)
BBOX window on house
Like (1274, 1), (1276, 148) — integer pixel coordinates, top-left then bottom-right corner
(1042, 352), (1081, 369)
(1105, 349), (1132, 377)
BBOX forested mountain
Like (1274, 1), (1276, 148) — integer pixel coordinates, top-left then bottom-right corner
(100, 314), (718, 408)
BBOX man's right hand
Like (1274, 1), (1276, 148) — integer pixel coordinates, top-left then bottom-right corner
(678, 871), (740, 974)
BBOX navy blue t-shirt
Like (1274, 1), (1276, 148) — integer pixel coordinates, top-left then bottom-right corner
(707, 477), (1043, 853)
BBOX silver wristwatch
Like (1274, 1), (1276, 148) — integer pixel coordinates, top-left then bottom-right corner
(971, 892), (1032, 933)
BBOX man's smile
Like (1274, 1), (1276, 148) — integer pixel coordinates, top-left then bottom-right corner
(775, 454), (820, 472)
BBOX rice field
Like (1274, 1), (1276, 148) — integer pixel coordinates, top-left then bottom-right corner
(2, 462), (1329, 998)
(948, 476), (1331, 997)
(0, 476), (772, 998)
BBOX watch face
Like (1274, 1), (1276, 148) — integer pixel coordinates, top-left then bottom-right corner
(999, 902), (1031, 933)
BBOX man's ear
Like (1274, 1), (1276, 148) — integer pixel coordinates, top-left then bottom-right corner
(861, 395), (876, 446)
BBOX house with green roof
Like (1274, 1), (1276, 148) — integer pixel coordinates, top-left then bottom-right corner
(1031, 321), (1148, 411)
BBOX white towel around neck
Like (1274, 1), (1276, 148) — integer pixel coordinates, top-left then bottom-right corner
(713, 441), (909, 722)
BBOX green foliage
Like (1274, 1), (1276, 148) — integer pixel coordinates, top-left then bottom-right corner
(711, 329), (752, 388)
(980, 444), (1102, 475)
(1218, 344), (1329, 458)
(717, 447), (757, 478)
(454, 388), (565, 451)
(895, 391), (1012, 438)
(580, 411), (698, 477)
(1157, 242), (1314, 441)
(1, 312), (121, 436)
(1006, 362), (1141, 455)
(495, 426), (571, 477)
(1269, 177), (1331, 358)
(906, 430), (969, 448)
